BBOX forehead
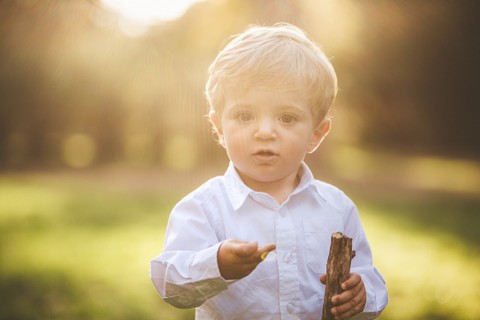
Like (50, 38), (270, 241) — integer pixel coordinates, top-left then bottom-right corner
(223, 85), (309, 112)
(223, 72), (306, 98)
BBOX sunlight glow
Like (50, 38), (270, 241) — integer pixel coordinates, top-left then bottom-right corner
(101, 0), (204, 33)
(99, 0), (205, 36)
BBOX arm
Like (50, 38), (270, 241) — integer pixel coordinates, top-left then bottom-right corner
(150, 197), (227, 308)
(150, 196), (275, 308)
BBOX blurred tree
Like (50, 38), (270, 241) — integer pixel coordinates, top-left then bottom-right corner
(342, 1), (480, 157)
(0, 0), (479, 170)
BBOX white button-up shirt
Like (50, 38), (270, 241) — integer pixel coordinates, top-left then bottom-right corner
(151, 162), (388, 319)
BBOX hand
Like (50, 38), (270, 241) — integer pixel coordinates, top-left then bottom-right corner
(320, 272), (366, 320)
(217, 239), (276, 280)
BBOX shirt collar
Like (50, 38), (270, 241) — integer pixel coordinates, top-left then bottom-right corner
(223, 162), (252, 211)
(290, 162), (327, 206)
(223, 162), (326, 211)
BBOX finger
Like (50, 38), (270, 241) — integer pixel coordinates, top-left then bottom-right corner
(222, 238), (248, 250)
(341, 273), (362, 290)
(257, 243), (276, 260)
(331, 288), (366, 320)
(319, 274), (327, 285)
(331, 279), (366, 319)
(259, 243), (276, 253)
(333, 279), (363, 305)
(220, 239), (247, 258)
(332, 299), (365, 320)
(332, 285), (360, 305)
(234, 241), (258, 258)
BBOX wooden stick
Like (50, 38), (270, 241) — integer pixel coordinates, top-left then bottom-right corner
(322, 232), (355, 320)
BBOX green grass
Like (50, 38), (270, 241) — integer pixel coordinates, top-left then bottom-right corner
(358, 198), (480, 320)
(0, 173), (194, 320)
(0, 169), (479, 319)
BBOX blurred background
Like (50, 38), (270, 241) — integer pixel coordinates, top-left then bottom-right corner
(0, 0), (479, 319)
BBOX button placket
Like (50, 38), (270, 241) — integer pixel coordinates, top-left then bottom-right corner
(275, 206), (300, 317)
(283, 252), (293, 263)
(287, 301), (295, 313)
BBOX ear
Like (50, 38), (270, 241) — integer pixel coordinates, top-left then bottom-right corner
(209, 110), (225, 147)
(307, 117), (331, 154)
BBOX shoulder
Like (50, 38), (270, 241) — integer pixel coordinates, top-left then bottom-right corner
(174, 175), (229, 211)
(185, 175), (225, 198)
(312, 179), (356, 212)
(168, 176), (231, 239)
(311, 180), (364, 236)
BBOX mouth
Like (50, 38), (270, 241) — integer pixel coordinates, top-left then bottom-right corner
(254, 149), (278, 156)
(252, 149), (279, 162)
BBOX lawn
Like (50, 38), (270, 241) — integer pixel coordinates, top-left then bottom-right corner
(0, 162), (479, 319)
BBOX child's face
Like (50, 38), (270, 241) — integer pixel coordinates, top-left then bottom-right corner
(211, 86), (330, 190)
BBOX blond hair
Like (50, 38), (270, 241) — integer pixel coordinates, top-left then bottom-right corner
(205, 23), (338, 124)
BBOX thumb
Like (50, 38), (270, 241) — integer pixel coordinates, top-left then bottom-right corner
(235, 241), (258, 258)
(320, 274), (327, 285)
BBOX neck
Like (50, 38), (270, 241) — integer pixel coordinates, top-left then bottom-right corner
(238, 168), (302, 204)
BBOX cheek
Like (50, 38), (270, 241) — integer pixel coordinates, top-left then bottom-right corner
(223, 131), (251, 153)
(291, 143), (311, 159)
(288, 131), (314, 150)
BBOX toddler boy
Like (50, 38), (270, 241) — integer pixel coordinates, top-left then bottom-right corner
(151, 23), (388, 319)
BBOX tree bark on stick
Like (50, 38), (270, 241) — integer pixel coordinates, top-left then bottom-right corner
(322, 232), (355, 320)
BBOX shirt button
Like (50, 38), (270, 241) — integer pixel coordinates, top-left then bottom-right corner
(287, 302), (295, 313)
(283, 252), (292, 263)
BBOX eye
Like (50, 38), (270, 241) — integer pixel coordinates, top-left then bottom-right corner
(234, 112), (254, 122)
(279, 114), (297, 124)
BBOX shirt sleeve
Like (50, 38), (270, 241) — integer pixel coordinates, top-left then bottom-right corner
(344, 203), (388, 319)
(150, 195), (230, 309)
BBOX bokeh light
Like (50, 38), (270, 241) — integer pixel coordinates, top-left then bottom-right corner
(0, 1), (479, 319)
(100, 0), (205, 36)
(63, 134), (97, 168)
(163, 135), (198, 171)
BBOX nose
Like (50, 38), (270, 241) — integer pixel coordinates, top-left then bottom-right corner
(254, 118), (277, 140)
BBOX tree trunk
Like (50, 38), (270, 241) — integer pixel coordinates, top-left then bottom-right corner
(322, 232), (355, 320)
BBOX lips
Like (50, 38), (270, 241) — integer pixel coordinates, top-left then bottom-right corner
(252, 149), (278, 162)
(254, 150), (276, 156)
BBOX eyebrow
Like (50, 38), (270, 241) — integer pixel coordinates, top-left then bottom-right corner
(225, 104), (255, 115)
(278, 105), (307, 114)
(229, 104), (253, 110)
(274, 105), (309, 120)
(228, 103), (307, 114)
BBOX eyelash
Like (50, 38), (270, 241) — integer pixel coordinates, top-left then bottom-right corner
(279, 114), (298, 124)
(233, 112), (299, 124)
(234, 112), (254, 122)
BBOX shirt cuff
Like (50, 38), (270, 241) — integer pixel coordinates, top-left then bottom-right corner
(363, 277), (377, 312)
